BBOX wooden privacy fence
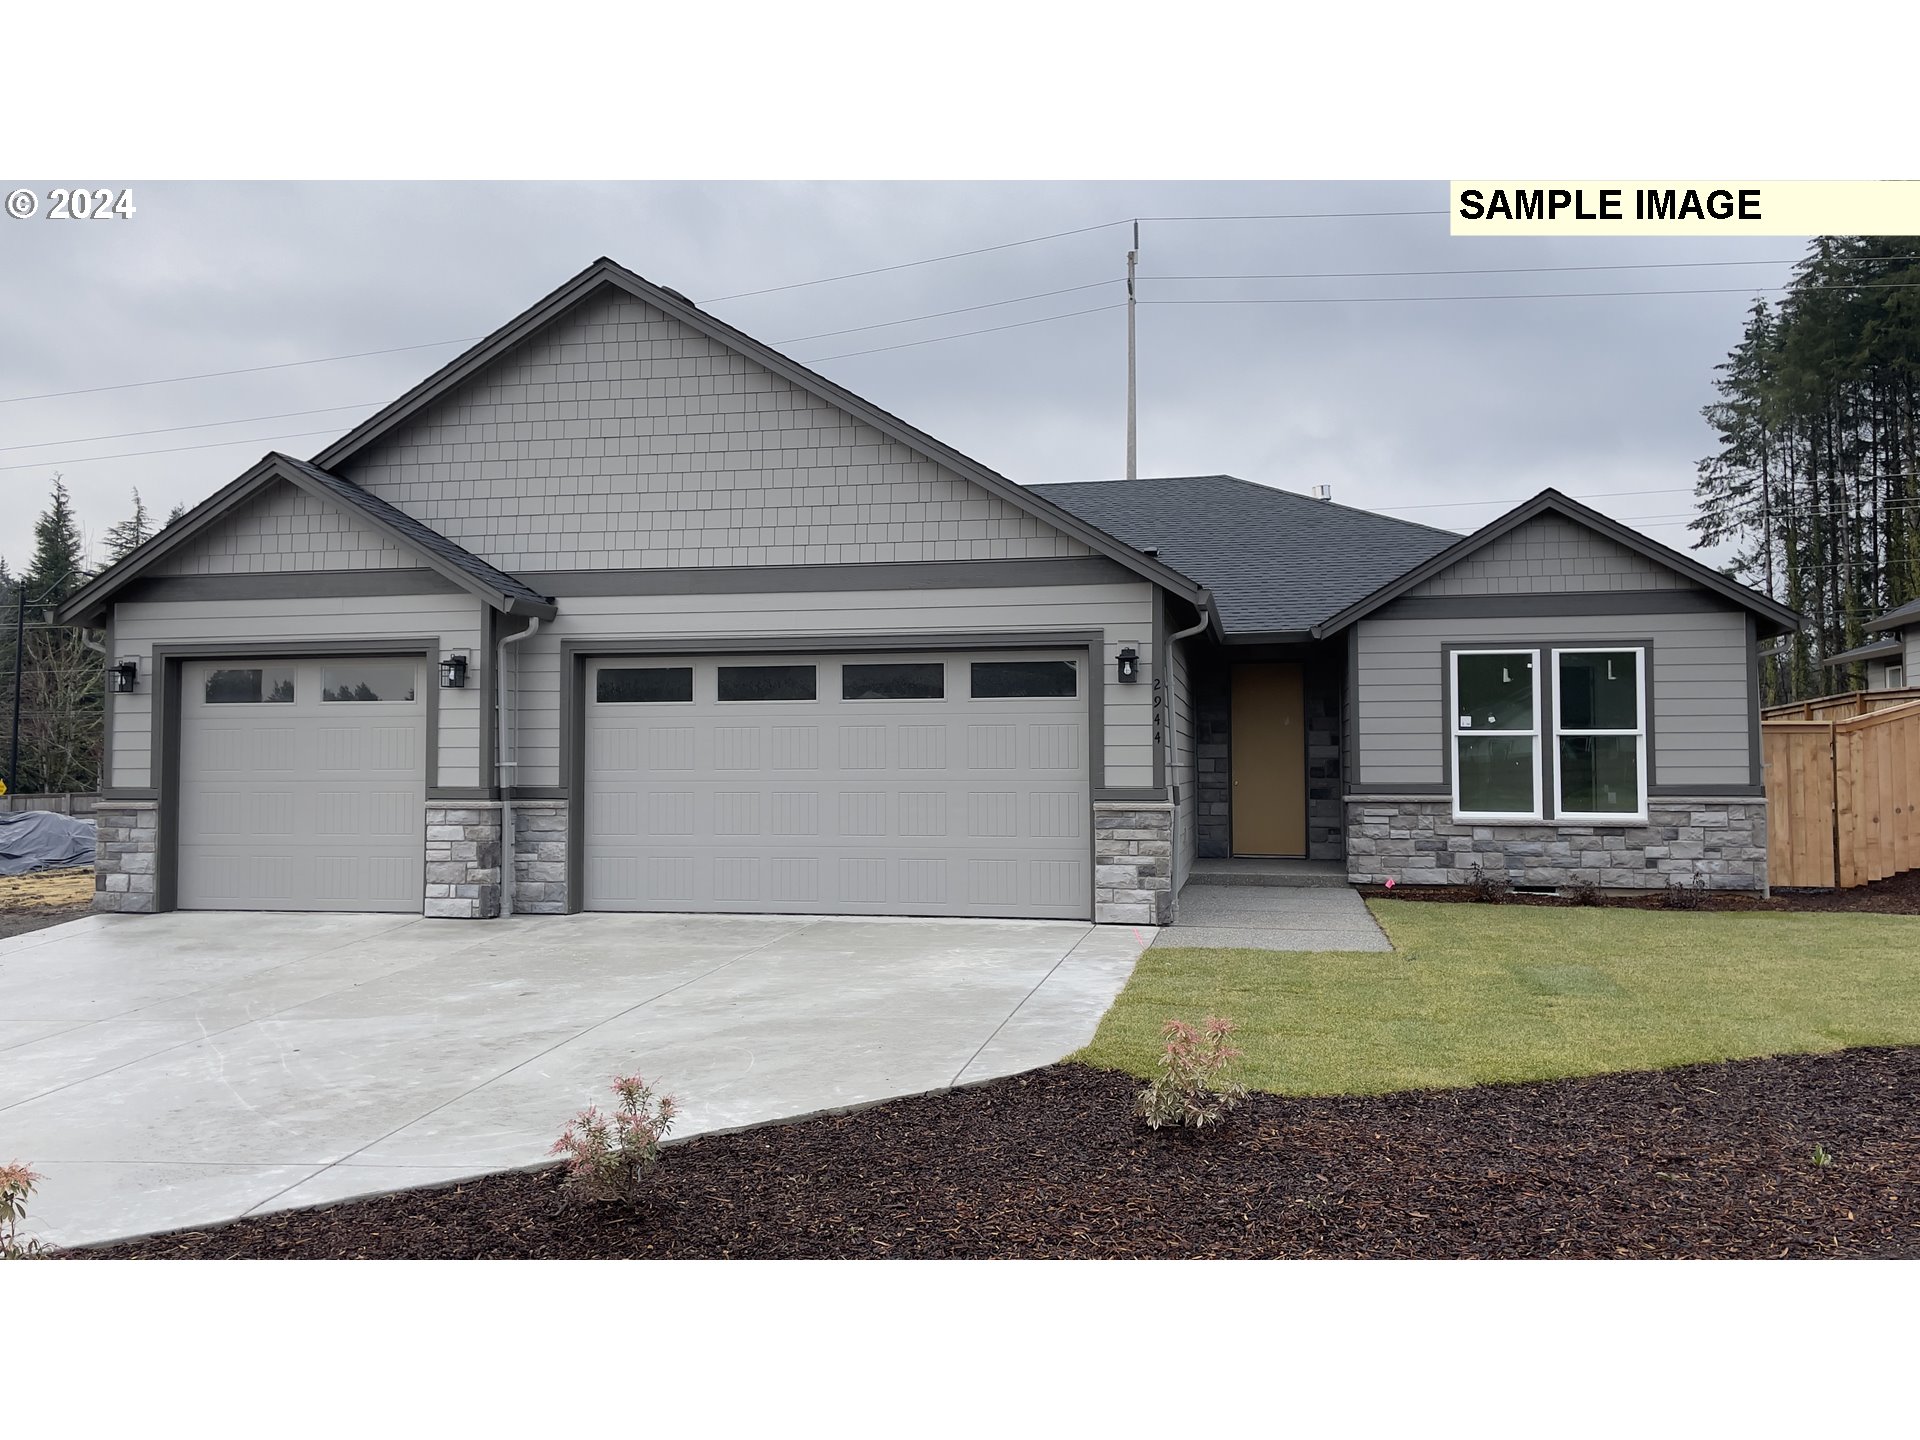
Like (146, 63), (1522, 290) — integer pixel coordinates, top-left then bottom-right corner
(1763, 686), (1920, 723)
(1762, 699), (1920, 888)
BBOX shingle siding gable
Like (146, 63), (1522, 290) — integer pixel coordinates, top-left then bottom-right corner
(1407, 512), (1695, 597)
(152, 480), (408, 576)
(337, 289), (1090, 571)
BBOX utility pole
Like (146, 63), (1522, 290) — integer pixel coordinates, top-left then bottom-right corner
(8, 580), (23, 791)
(1126, 220), (1138, 480)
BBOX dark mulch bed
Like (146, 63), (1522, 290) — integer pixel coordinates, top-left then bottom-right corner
(1360, 866), (1920, 915)
(71, 1047), (1920, 1259)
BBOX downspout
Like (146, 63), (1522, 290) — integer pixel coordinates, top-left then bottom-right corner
(495, 616), (542, 917)
(1163, 600), (1210, 796)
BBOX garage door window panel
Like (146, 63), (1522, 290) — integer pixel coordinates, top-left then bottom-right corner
(718, 664), (817, 702)
(842, 662), (945, 701)
(204, 666), (295, 704)
(597, 666), (694, 704)
(321, 661), (417, 703)
(970, 660), (1077, 699)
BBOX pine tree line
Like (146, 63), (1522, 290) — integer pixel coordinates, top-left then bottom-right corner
(1693, 236), (1920, 703)
(1, 479), (185, 794)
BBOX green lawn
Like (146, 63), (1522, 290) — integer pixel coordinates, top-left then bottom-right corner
(1075, 899), (1920, 1096)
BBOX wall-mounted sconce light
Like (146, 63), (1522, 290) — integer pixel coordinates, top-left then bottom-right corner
(1117, 647), (1140, 684)
(110, 658), (139, 694)
(439, 653), (469, 689)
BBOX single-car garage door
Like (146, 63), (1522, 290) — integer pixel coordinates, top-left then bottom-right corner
(177, 657), (426, 911)
(584, 650), (1091, 919)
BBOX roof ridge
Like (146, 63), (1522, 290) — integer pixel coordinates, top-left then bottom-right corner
(1035, 473), (1461, 540)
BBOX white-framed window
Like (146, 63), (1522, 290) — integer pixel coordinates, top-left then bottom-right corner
(1450, 649), (1542, 820)
(1552, 648), (1647, 823)
(1887, 663), (1906, 691)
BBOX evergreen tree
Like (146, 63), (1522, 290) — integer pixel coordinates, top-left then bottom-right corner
(100, 489), (155, 564)
(2, 477), (103, 793)
(25, 475), (88, 606)
(164, 501), (187, 528)
(1692, 236), (1920, 702)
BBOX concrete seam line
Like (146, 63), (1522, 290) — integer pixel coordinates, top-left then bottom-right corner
(242, 918), (826, 1214)
(0, 918), (455, 1115)
(945, 925), (1098, 1090)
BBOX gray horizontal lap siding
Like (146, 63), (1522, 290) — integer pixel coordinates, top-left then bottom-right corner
(1354, 606), (1754, 791)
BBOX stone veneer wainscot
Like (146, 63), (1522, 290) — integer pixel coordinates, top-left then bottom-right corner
(424, 801), (503, 919)
(1094, 800), (1175, 925)
(1344, 796), (1769, 892)
(92, 800), (160, 913)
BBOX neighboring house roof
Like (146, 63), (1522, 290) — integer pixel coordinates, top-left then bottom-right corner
(1822, 636), (1905, 667)
(1866, 596), (1920, 632)
(309, 256), (1212, 616)
(58, 452), (558, 625)
(1029, 475), (1459, 639)
(1310, 488), (1804, 639)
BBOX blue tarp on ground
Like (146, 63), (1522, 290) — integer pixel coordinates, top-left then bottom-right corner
(0, 810), (96, 876)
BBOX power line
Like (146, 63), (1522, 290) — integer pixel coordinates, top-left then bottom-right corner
(0, 402), (383, 453)
(697, 208), (1453, 303)
(0, 339), (485, 407)
(1147, 255), (1920, 283)
(1142, 281), (1920, 308)
(1148, 258), (1805, 282)
(0, 427), (347, 473)
(770, 280), (1119, 345)
(805, 302), (1127, 363)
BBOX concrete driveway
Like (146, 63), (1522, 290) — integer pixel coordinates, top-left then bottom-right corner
(0, 910), (1149, 1249)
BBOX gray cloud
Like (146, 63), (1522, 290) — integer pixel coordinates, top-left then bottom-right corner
(0, 181), (1794, 572)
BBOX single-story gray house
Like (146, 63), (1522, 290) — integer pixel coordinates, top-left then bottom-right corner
(60, 258), (1800, 923)
(1822, 598), (1918, 691)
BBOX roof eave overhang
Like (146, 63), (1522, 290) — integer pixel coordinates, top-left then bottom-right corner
(309, 259), (1208, 609)
(56, 454), (557, 626)
(1306, 489), (1804, 640)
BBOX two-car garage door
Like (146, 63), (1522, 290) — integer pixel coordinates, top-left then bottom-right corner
(583, 650), (1092, 919)
(177, 658), (425, 911)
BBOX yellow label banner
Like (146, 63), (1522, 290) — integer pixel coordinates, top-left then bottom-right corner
(1449, 181), (1920, 236)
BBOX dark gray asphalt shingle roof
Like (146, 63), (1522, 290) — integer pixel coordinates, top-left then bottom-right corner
(1028, 475), (1459, 636)
(273, 453), (554, 611)
(1822, 636), (1904, 666)
(1869, 597), (1920, 632)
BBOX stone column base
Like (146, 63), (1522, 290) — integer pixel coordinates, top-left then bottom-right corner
(1344, 795), (1769, 892)
(510, 798), (570, 915)
(1094, 801), (1175, 925)
(425, 801), (503, 918)
(93, 800), (160, 913)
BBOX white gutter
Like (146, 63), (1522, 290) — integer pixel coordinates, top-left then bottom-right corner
(495, 616), (542, 916)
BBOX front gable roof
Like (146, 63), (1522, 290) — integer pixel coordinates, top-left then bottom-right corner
(1032, 475), (1459, 639)
(1310, 488), (1803, 638)
(309, 256), (1210, 611)
(58, 452), (557, 625)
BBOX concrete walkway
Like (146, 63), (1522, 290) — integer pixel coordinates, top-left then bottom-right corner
(0, 910), (1151, 1249)
(1157, 885), (1391, 951)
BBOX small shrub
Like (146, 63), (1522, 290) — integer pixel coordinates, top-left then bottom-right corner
(1466, 864), (1511, 905)
(1137, 1017), (1248, 1132)
(1, 1162), (45, 1260)
(550, 1075), (677, 1205)
(1568, 882), (1604, 907)
(1663, 876), (1709, 911)
(1810, 1142), (1834, 1170)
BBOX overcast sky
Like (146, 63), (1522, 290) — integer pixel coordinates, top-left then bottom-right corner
(0, 181), (1801, 579)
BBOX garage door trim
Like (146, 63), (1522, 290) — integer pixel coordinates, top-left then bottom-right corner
(555, 629), (1109, 915)
(150, 638), (443, 913)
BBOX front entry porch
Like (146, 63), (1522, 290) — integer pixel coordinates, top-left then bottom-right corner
(1188, 641), (1348, 866)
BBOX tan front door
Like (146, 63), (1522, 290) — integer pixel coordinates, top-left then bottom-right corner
(1231, 663), (1307, 856)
